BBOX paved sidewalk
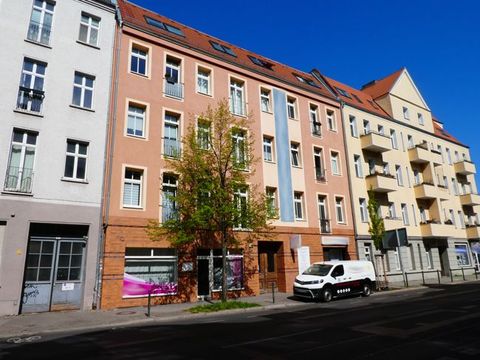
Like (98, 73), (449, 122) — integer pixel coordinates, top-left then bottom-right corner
(0, 292), (301, 340)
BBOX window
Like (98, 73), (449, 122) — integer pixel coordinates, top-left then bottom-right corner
(123, 168), (143, 208)
(377, 125), (384, 136)
(209, 41), (236, 56)
(455, 244), (470, 266)
(265, 187), (278, 218)
(294, 192), (304, 220)
(230, 79), (245, 116)
(260, 88), (271, 112)
(403, 106), (410, 120)
(164, 113), (180, 157)
(294, 74), (317, 87)
(364, 244), (372, 262)
(290, 142), (301, 167)
(314, 148), (325, 181)
(413, 169), (420, 185)
(437, 145), (444, 162)
(368, 159), (375, 175)
(232, 129), (247, 168)
(354, 154), (363, 178)
(263, 136), (274, 162)
(363, 120), (370, 135)
(454, 151), (460, 162)
(450, 209), (456, 227)
(145, 16), (184, 36)
(126, 104), (146, 138)
(335, 197), (345, 224)
(407, 135), (414, 149)
(409, 246), (416, 270)
(164, 56), (182, 98)
(124, 248), (178, 297)
(419, 207), (427, 223)
(130, 46), (148, 76)
(310, 105), (321, 136)
(349, 116), (358, 137)
(390, 129), (398, 149)
(443, 176), (448, 188)
(335, 87), (351, 98)
(458, 211), (465, 229)
(396, 165), (403, 186)
(162, 174), (178, 222)
(326, 110), (336, 131)
(452, 178), (459, 195)
(446, 148), (452, 164)
(234, 187), (248, 228)
(4, 129), (37, 193)
(249, 56), (273, 70)
(388, 203), (396, 219)
(196, 67), (211, 95)
(198, 249), (243, 291)
(78, 13), (100, 46)
(426, 248), (433, 269)
(418, 113), (424, 125)
(401, 203), (409, 225)
(27, 0), (54, 45)
(72, 72), (94, 109)
(17, 58), (46, 113)
(412, 204), (417, 226)
(64, 140), (88, 181)
(331, 152), (340, 175)
(318, 195), (329, 232)
(393, 249), (401, 270)
(197, 119), (211, 150)
(359, 198), (368, 223)
(287, 97), (297, 119)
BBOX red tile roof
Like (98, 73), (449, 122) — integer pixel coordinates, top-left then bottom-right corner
(118, 0), (335, 100)
(432, 120), (464, 146)
(361, 68), (404, 99)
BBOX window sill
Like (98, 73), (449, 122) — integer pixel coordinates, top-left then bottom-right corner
(13, 109), (44, 118)
(295, 218), (307, 222)
(126, 134), (147, 141)
(311, 133), (323, 138)
(163, 93), (184, 101)
(61, 177), (88, 184)
(230, 112), (247, 118)
(264, 160), (276, 164)
(76, 40), (100, 50)
(261, 110), (273, 115)
(292, 165), (303, 169)
(129, 71), (150, 79)
(288, 117), (299, 121)
(70, 104), (95, 112)
(331, 173), (342, 177)
(1, 190), (33, 197)
(24, 38), (52, 49)
(196, 91), (212, 97)
(122, 205), (144, 210)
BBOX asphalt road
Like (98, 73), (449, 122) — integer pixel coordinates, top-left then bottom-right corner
(1, 283), (480, 359)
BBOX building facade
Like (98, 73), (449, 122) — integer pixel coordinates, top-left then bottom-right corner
(319, 69), (479, 282)
(99, 0), (356, 309)
(0, 0), (116, 315)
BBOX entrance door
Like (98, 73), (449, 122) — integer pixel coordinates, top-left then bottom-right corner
(197, 258), (210, 297)
(258, 242), (281, 292)
(21, 238), (86, 313)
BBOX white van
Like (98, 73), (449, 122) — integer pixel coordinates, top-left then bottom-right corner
(293, 260), (376, 302)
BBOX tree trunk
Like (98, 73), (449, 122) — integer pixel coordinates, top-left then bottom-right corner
(221, 228), (228, 302)
(381, 254), (389, 289)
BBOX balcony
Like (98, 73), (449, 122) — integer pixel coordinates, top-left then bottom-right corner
(420, 220), (454, 237)
(27, 20), (51, 46)
(163, 138), (181, 158)
(164, 81), (184, 99)
(466, 225), (480, 239)
(4, 166), (34, 194)
(408, 143), (431, 164)
(383, 217), (403, 230)
(360, 131), (391, 153)
(430, 149), (443, 166)
(460, 193), (480, 206)
(320, 219), (331, 234)
(413, 181), (437, 200)
(454, 160), (476, 175)
(315, 167), (326, 182)
(16, 87), (44, 113)
(365, 172), (397, 193)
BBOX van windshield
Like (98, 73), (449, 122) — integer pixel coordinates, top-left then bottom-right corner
(303, 264), (333, 276)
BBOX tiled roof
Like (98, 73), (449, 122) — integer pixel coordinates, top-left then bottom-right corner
(432, 120), (465, 146)
(361, 68), (404, 99)
(118, 0), (335, 100)
(320, 75), (391, 118)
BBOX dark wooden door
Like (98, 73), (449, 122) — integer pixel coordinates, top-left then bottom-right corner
(258, 250), (278, 292)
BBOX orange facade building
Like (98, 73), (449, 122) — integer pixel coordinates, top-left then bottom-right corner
(99, 0), (356, 309)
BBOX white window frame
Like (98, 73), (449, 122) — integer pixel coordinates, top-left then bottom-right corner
(234, 187), (249, 229)
(331, 151), (340, 175)
(390, 129), (398, 149)
(359, 198), (368, 223)
(196, 66), (211, 96)
(396, 165), (404, 186)
(326, 109), (336, 131)
(123, 168), (143, 208)
(27, 0), (55, 45)
(287, 96), (297, 119)
(290, 142), (301, 167)
(403, 106), (410, 120)
(5, 130), (37, 193)
(72, 72), (94, 109)
(197, 119), (211, 150)
(310, 105), (321, 136)
(130, 46), (148, 76)
(263, 136), (274, 162)
(401, 203), (409, 225)
(418, 112), (424, 125)
(388, 203), (397, 219)
(354, 154), (363, 178)
(126, 103), (146, 138)
(230, 78), (246, 116)
(79, 12), (100, 47)
(349, 116), (358, 137)
(232, 129), (247, 168)
(335, 197), (345, 224)
(260, 88), (271, 112)
(64, 140), (88, 181)
(294, 192), (304, 220)
(266, 187), (278, 218)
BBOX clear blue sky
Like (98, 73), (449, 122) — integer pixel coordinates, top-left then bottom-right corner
(129, 0), (480, 183)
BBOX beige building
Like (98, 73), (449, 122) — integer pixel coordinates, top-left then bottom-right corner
(318, 68), (479, 281)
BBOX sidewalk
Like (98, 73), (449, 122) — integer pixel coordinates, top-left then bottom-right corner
(0, 292), (301, 340)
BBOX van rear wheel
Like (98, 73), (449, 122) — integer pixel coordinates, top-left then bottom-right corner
(361, 282), (371, 297)
(321, 287), (333, 302)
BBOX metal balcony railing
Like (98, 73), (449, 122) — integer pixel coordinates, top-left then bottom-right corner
(163, 138), (181, 158)
(27, 20), (51, 45)
(315, 167), (326, 181)
(311, 122), (322, 136)
(16, 87), (44, 113)
(164, 81), (183, 99)
(4, 166), (34, 193)
(320, 219), (331, 233)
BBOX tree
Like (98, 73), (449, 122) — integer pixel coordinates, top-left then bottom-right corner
(147, 99), (273, 302)
(367, 188), (387, 289)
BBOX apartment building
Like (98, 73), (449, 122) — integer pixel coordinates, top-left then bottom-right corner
(0, 0), (116, 315)
(319, 68), (479, 280)
(99, 0), (355, 309)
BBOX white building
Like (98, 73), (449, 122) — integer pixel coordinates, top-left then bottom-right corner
(0, 0), (116, 315)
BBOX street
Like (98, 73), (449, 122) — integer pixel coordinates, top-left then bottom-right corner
(1, 283), (480, 359)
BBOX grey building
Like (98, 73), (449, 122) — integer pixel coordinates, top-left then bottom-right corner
(0, 0), (116, 315)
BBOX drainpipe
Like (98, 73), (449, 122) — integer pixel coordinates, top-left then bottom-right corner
(93, 4), (123, 310)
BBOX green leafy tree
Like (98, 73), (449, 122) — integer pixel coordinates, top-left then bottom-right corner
(147, 99), (273, 302)
(367, 189), (385, 250)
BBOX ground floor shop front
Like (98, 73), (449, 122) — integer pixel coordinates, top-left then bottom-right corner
(99, 221), (356, 309)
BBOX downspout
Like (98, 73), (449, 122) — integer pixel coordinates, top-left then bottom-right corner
(94, 3), (123, 309)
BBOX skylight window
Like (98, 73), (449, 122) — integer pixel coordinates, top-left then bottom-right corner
(293, 74), (318, 87)
(335, 87), (351, 98)
(145, 16), (184, 37)
(351, 93), (363, 103)
(248, 55), (273, 70)
(210, 41), (236, 57)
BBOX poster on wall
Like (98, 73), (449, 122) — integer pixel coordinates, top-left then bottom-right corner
(122, 273), (178, 297)
(297, 246), (311, 275)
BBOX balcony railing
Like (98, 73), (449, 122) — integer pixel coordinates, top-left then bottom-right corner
(311, 123), (322, 136)
(164, 81), (184, 99)
(320, 219), (331, 233)
(315, 167), (326, 181)
(27, 20), (51, 46)
(163, 138), (181, 158)
(4, 166), (34, 193)
(16, 87), (44, 113)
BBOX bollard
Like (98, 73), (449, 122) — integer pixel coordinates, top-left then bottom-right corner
(405, 272), (409, 288)
(272, 282), (275, 304)
(421, 271), (425, 285)
(437, 270), (441, 284)
(147, 291), (151, 317)
(461, 267), (465, 281)
(450, 270), (454, 282)
(476, 270), (478, 280)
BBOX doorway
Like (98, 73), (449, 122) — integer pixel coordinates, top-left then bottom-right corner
(258, 241), (281, 292)
(323, 247), (346, 261)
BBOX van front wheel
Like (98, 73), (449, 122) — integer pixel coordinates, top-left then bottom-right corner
(321, 287), (333, 302)
(361, 282), (371, 297)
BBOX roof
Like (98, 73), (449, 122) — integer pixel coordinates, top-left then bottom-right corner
(361, 68), (404, 99)
(117, 0), (335, 100)
(432, 120), (465, 147)
(320, 74), (390, 118)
